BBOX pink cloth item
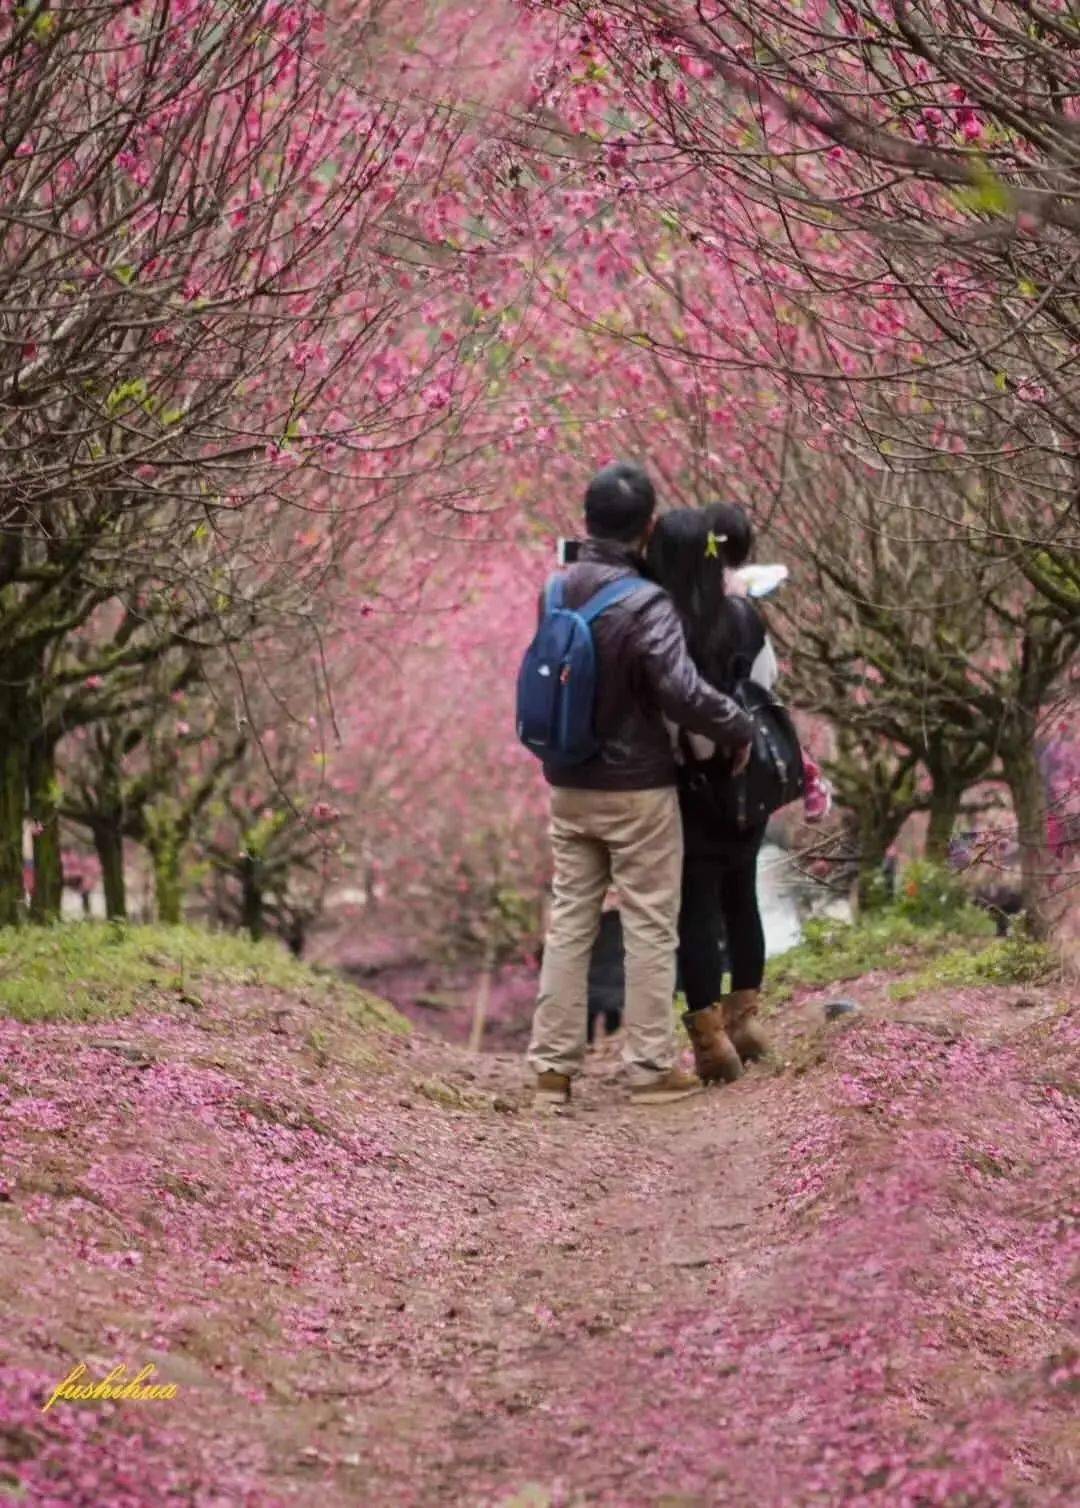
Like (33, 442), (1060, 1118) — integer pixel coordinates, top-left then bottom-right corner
(803, 755), (833, 822)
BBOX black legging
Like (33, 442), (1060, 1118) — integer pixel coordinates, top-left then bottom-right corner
(678, 830), (766, 1012)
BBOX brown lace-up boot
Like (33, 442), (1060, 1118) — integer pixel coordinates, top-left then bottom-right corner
(722, 989), (770, 1063)
(683, 1004), (744, 1084)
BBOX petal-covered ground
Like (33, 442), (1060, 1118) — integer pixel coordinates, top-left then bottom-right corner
(1, 973), (1076, 1506)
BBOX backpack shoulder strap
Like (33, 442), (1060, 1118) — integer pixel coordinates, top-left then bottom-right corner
(543, 574), (566, 612)
(577, 576), (647, 624)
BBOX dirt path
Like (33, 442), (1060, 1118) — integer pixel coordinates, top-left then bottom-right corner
(1, 972), (1076, 1506)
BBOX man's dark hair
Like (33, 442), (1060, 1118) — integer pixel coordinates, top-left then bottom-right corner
(584, 461), (657, 543)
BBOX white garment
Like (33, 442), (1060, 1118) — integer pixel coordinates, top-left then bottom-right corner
(752, 636), (779, 691)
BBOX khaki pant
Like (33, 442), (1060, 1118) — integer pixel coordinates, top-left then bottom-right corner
(528, 786), (684, 1088)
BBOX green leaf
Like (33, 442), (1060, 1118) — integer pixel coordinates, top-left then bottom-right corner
(1018, 278), (1038, 298)
(105, 377), (148, 415)
(955, 159), (1012, 216)
(114, 265), (136, 286)
(1030, 550), (1080, 605)
(993, 371), (1008, 392)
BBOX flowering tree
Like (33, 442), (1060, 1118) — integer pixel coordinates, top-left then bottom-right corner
(3, 0), (1074, 950)
(192, 655), (347, 949)
(0, 0), (525, 924)
(327, 540), (549, 967)
(57, 651), (203, 921)
(536, 1), (1079, 493)
(474, 0), (1079, 932)
(59, 652), (249, 921)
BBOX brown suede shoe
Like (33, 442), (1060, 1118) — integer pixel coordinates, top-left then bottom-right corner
(534, 1070), (571, 1107)
(629, 1066), (702, 1106)
(683, 1004), (744, 1084)
(722, 989), (771, 1063)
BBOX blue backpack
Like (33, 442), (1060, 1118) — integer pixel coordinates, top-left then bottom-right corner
(516, 574), (643, 766)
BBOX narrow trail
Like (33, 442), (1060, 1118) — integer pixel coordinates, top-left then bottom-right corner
(1, 969), (1076, 1507)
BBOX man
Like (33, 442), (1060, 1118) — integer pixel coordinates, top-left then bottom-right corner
(528, 461), (753, 1107)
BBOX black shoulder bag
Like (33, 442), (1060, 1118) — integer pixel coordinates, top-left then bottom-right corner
(680, 604), (805, 832)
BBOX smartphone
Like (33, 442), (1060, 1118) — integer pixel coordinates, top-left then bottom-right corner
(556, 538), (582, 565)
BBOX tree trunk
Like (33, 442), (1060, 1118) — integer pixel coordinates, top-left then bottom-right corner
(924, 778), (963, 865)
(28, 736), (62, 923)
(0, 688), (28, 928)
(854, 806), (903, 913)
(151, 840), (183, 926)
(93, 819), (127, 921)
(283, 915), (305, 957)
(240, 853), (264, 941)
(832, 746), (917, 916)
(1003, 740), (1054, 940)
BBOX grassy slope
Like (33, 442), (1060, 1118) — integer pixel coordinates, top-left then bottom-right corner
(0, 922), (407, 1029)
(764, 907), (1055, 1005)
(1, 905), (1056, 1027)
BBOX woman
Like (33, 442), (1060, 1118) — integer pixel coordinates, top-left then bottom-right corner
(647, 502), (776, 1084)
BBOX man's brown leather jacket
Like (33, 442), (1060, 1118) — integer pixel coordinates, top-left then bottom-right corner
(542, 540), (752, 791)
